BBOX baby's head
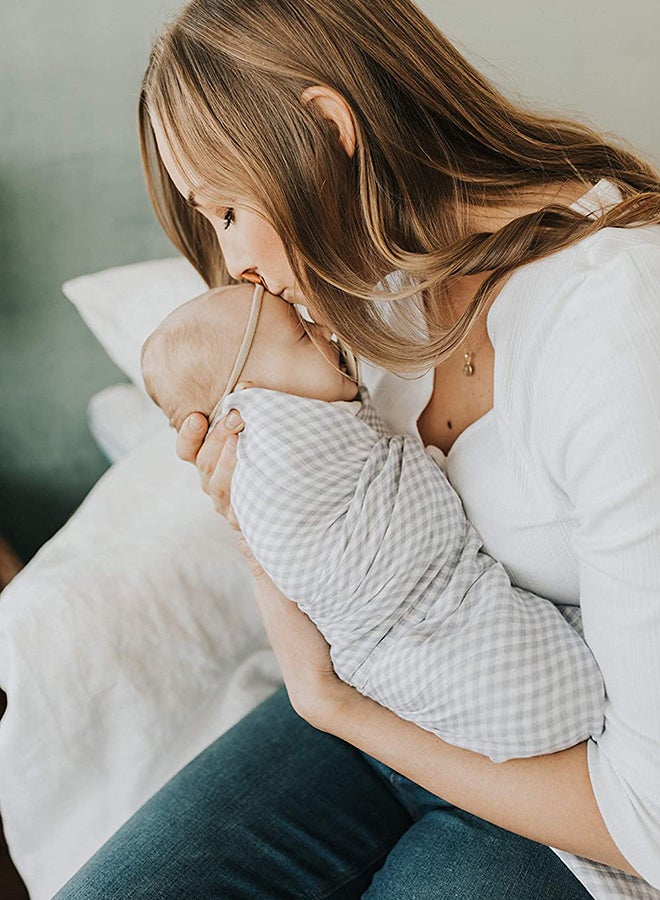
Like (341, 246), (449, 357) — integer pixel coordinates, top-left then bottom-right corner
(141, 283), (359, 430)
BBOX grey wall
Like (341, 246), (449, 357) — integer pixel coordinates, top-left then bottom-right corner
(1, 0), (658, 561)
(419, 0), (660, 162)
(1, 1), (179, 559)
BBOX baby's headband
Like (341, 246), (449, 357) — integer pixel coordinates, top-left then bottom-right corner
(208, 282), (264, 429)
(207, 280), (362, 431)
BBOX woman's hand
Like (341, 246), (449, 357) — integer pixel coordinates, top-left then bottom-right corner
(175, 406), (245, 528)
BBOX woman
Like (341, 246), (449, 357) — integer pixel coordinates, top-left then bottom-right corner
(55, 0), (660, 897)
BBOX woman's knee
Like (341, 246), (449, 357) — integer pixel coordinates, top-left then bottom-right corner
(362, 805), (593, 900)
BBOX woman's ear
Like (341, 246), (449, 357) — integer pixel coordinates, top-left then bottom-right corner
(300, 85), (356, 158)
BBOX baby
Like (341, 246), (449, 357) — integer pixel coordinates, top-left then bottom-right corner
(141, 282), (359, 433)
(141, 282), (605, 763)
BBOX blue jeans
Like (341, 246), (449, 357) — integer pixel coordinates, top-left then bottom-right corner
(54, 686), (593, 899)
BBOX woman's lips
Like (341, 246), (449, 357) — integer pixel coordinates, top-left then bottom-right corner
(240, 271), (290, 300)
(240, 271), (271, 292)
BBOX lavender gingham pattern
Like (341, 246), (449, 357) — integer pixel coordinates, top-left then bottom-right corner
(551, 850), (660, 900)
(224, 384), (604, 764)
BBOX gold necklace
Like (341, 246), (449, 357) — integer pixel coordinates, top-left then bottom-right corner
(444, 286), (482, 377)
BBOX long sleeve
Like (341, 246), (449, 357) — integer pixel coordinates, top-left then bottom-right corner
(539, 237), (660, 887)
(226, 386), (604, 762)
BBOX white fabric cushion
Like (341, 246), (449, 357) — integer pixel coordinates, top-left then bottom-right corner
(62, 256), (207, 389)
(0, 428), (281, 899)
(87, 383), (169, 462)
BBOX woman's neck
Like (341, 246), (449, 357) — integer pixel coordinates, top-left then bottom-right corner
(467, 179), (592, 236)
(443, 179), (594, 322)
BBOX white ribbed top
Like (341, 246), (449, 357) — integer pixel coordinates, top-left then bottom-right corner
(362, 180), (660, 898)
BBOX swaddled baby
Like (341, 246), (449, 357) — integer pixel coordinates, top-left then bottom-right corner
(142, 282), (605, 763)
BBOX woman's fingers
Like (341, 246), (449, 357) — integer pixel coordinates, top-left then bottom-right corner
(175, 408), (244, 515)
(207, 431), (240, 516)
(175, 413), (209, 463)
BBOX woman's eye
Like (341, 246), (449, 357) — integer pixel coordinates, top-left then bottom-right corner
(222, 208), (235, 230)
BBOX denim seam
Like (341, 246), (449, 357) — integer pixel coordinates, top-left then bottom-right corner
(360, 757), (421, 823)
(311, 844), (394, 900)
(386, 778), (421, 821)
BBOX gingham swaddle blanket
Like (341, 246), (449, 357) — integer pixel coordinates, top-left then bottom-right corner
(225, 384), (605, 763)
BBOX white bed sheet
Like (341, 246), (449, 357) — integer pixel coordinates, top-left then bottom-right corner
(0, 426), (281, 899)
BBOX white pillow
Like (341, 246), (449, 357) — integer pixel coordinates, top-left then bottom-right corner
(62, 256), (207, 389)
(87, 383), (170, 462)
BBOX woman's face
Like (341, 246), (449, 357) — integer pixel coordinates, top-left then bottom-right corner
(150, 115), (303, 305)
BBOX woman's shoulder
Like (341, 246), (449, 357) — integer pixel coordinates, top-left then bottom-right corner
(490, 222), (660, 377)
(562, 218), (660, 299)
(549, 223), (660, 344)
(488, 220), (660, 438)
(492, 220), (660, 332)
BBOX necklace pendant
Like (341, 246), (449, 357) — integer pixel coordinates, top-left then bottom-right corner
(463, 352), (474, 376)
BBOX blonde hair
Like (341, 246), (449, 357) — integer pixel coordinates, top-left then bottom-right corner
(138, 0), (660, 373)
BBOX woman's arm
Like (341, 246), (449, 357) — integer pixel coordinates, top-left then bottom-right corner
(532, 242), (660, 887)
(180, 412), (642, 878)
(336, 685), (636, 870)
(176, 395), (645, 880)
(245, 563), (638, 873)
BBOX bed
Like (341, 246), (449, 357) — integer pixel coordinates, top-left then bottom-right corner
(0, 258), (286, 898)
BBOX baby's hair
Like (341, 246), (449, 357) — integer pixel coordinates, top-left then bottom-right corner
(141, 300), (236, 421)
